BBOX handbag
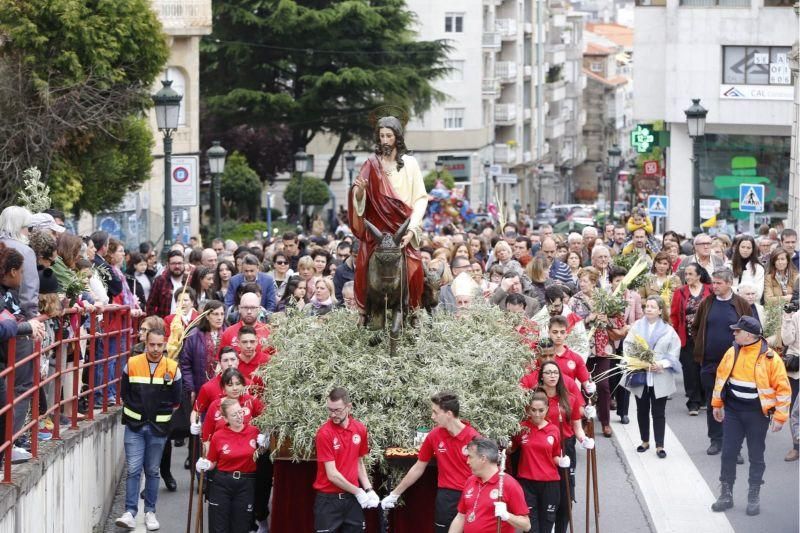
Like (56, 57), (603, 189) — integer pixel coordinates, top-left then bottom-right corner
(625, 371), (647, 388)
(783, 353), (799, 373)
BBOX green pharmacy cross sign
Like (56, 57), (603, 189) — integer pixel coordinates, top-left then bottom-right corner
(631, 124), (655, 153)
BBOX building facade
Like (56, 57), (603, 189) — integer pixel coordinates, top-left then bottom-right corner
(634, 0), (794, 235)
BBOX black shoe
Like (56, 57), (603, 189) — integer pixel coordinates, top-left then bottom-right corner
(184, 456), (191, 469)
(163, 474), (177, 492)
(736, 453), (744, 465)
(707, 442), (722, 455)
(637, 442), (650, 453)
(620, 415), (630, 424)
(140, 490), (145, 500)
(711, 482), (734, 512)
(174, 438), (185, 447)
(746, 485), (760, 516)
(656, 448), (667, 459)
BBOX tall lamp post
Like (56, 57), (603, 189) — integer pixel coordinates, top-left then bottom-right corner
(435, 159), (444, 182)
(152, 80), (182, 260)
(206, 141), (227, 240)
(607, 144), (622, 223)
(345, 151), (356, 190)
(294, 150), (310, 229)
(483, 161), (491, 212)
(684, 98), (708, 235)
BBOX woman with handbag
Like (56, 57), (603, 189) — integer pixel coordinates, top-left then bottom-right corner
(623, 296), (682, 458)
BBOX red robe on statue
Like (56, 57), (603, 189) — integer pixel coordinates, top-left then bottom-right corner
(348, 154), (424, 310)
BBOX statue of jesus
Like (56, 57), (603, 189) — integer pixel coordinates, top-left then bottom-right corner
(347, 113), (428, 319)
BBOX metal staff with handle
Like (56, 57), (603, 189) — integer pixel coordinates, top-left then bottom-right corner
(496, 446), (507, 533)
(559, 413), (574, 533)
(186, 435), (197, 533)
(584, 403), (600, 533)
(194, 446), (206, 533)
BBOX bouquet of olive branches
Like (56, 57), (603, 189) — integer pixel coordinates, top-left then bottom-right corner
(612, 253), (649, 290)
(763, 300), (784, 340)
(594, 334), (656, 384)
(590, 287), (626, 318)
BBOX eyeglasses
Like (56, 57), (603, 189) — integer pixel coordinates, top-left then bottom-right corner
(696, 242), (711, 246)
(274, 261), (288, 265)
(139, 327), (150, 333)
(541, 370), (560, 376)
(327, 406), (347, 415)
(240, 306), (259, 311)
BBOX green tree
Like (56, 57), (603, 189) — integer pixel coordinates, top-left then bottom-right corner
(0, 0), (168, 210)
(424, 169), (455, 192)
(221, 152), (263, 221)
(283, 175), (331, 209)
(201, 0), (450, 183)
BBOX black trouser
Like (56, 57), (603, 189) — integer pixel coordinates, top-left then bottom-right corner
(680, 342), (704, 410)
(635, 386), (668, 447)
(554, 436), (576, 533)
(434, 488), (461, 533)
(314, 492), (364, 533)
(720, 405), (769, 486)
(160, 440), (172, 477)
(208, 471), (256, 533)
(254, 451), (273, 522)
(609, 354), (630, 418)
(521, 478), (560, 533)
(700, 368), (723, 444)
(12, 337), (34, 436)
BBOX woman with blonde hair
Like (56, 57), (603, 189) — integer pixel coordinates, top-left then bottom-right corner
(526, 255), (553, 308)
(307, 277), (337, 316)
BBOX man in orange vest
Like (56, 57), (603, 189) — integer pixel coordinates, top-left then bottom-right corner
(710, 316), (791, 517)
(115, 327), (182, 531)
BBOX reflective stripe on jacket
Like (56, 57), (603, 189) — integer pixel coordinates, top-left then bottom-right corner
(121, 353), (182, 434)
(711, 340), (792, 423)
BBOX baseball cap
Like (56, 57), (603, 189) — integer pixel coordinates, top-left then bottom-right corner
(729, 316), (762, 336)
(28, 212), (65, 233)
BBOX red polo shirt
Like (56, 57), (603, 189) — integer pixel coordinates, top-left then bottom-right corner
(512, 420), (560, 482)
(202, 394), (264, 442)
(313, 416), (369, 493)
(520, 368), (585, 407)
(554, 346), (590, 385)
(545, 391), (582, 439)
(418, 422), (481, 490)
(193, 374), (250, 415)
(457, 471), (528, 533)
(220, 321), (274, 361)
(237, 352), (269, 386)
(207, 425), (259, 473)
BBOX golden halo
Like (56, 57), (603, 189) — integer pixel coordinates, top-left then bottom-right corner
(368, 104), (410, 129)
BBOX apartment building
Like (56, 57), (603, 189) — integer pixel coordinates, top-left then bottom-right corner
(634, 0), (794, 235)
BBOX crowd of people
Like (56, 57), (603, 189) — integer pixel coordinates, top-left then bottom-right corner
(0, 194), (797, 533)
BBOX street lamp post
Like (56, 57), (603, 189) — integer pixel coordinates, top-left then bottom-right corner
(294, 150), (310, 229)
(206, 141), (227, 240)
(483, 161), (491, 212)
(345, 151), (356, 191)
(435, 159), (444, 183)
(607, 145), (622, 223)
(152, 80), (182, 261)
(684, 98), (708, 235)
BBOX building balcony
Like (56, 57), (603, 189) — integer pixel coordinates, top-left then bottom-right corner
(546, 120), (565, 140)
(152, 0), (212, 35)
(483, 0), (503, 5)
(523, 65), (533, 78)
(482, 77), (501, 98)
(550, 13), (567, 28)
(496, 19), (518, 40)
(546, 44), (566, 66)
(524, 22), (533, 34)
(523, 150), (533, 163)
(496, 61), (518, 83)
(482, 31), (501, 50)
(494, 143), (519, 165)
(524, 107), (532, 121)
(495, 103), (517, 124)
(566, 76), (586, 98)
(546, 80), (566, 102)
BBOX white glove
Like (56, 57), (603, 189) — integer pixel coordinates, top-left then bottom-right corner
(584, 381), (597, 395)
(584, 405), (596, 419)
(494, 501), (510, 521)
(557, 455), (571, 468)
(257, 433), (267, 447)
(189, 421), (202, 435)
(580, 437), (595, 450)
(195, 458), (212, 473)
(366, 489), (380, 508)
(381, 492), (400, 510)
(355, 489), (371, 508)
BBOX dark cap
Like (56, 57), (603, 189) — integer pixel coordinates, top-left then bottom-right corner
(729, 316), (762, 336)
(38, 267), (60, 295)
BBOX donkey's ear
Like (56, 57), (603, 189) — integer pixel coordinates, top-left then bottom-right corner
(393, 219), (411, 245)
(364, 219), (383, 241)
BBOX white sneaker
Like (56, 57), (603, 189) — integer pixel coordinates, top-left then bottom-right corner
(11, 446), (32, 463)
(115, 511), (136, 529)
(145, 511), (160, 531)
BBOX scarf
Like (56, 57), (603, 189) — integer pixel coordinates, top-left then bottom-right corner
(310, 296), (333, 309)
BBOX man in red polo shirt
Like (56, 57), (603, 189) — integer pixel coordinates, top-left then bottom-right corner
(220, 293), (273, 360)
(234, 326), (269, 388)
(548, 316), (596, 396)
(381, 392), (481, 532)
(190, 348), (242, 433)
(450, 438), (530, 533)
(313, 387), (379, 532)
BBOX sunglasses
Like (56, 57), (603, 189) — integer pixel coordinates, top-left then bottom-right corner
(274, 261), (288, 265)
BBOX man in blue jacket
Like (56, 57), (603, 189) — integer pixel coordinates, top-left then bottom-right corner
(224, 254), (276, 312)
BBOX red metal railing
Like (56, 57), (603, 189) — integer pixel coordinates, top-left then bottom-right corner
(0, 305), (138, 482)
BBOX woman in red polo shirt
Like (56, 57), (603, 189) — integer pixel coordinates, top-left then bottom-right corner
(511, 391), (568, 533)
(538, 360), (594, 533)
(196, 397), (267, 533)
(202, 368), (264, 450)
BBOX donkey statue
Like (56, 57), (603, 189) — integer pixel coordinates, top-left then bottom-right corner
(363, 218), (410, 355)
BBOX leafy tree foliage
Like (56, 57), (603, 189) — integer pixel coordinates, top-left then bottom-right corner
(0, 0), (168, 211)
(424, 169), (456, 192)
(283, 175), (330, 207)
(201, 0), (450, 183)
(220, 152), (263, 221)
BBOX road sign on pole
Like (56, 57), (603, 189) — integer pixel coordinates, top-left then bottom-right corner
(647, 195), (669, 217)
(738, 183), (765, 213)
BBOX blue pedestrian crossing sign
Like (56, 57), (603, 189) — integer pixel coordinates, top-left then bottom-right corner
(647, 195), (669, 217)
(738, 183), (765, 213)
